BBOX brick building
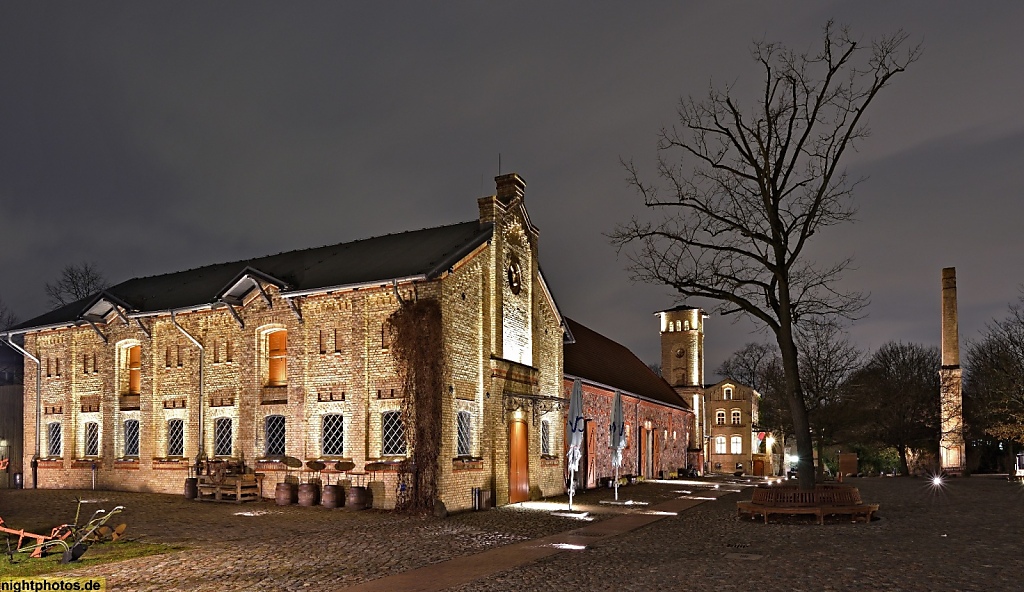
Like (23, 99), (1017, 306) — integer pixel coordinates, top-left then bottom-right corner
(655, 305), (773, 476)
(562, 318), (696, 489)
(3, 174), (567, 510)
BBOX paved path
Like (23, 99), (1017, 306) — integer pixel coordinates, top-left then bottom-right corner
(3, 476), (1023, 591)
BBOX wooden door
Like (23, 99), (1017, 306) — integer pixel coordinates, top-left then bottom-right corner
(585, 421), (598, 489)
(652, 432), (661, 478)
(509, 420), (529, 504)
(753, 459), (765, 477)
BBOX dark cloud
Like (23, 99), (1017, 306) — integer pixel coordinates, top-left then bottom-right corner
(2, 2), (1023, 375)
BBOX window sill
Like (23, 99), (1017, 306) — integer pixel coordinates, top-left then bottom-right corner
(452, 456), (483, 471)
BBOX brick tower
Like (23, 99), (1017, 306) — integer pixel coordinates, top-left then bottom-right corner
(939, 267), (965, 474)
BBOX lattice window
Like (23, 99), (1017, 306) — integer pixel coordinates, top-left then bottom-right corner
(716, 409), (726, 426)
(265, 415), (286, 457)
(381, 411), (405, 456)
(47, 422), (62, 457)
(123, 419), (140, 457)
(322, 414), (344, 456)
(84, 422), (99, 457)
(730, 435), (743, 455)
(540, 419), (551, 455)
(731, 409), (742, 425)
(167, 419), (184, 457)
(457, 411), (472, 456)
(214, 417), (232, 456)
(715, 436), (726, 455)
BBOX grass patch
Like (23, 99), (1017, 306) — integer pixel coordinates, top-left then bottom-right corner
(0, 540), (186, 577)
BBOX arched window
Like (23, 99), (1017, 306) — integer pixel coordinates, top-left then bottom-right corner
(724, 387), (733, 400)
(731, 409), (742, 425)
(322, 414), (344, 456)
(167, 419), (184, 457)
(730, 435), (743, 454)
(675, 320), (682, 331)
(381, 411), (406, 456)
(267, 330), (287, 386)
(714, 436), (726, 454)
(214, 417), (233, 457)
(128, 345), (141, 395)
(457, 411), (472, 457)
(715, 409), (726, 426)
(541, 419), (551, 455)
(84, 422), (99, 457)
(123, 419), (140, 457)
(265, 415), (286, 457)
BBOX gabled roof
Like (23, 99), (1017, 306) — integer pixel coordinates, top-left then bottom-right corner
(11, 221), (493, 332)
(563, 317), (690, 411)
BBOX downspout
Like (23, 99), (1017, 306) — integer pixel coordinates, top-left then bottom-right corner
(2, 334), (41, 489)
(171, 312), (205, 469)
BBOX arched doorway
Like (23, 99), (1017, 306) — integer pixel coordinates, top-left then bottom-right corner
(509, 419), (529, 503)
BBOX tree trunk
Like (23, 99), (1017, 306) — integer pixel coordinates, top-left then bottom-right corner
(778, 321), (815, 490)
(897, 444), (910, 476)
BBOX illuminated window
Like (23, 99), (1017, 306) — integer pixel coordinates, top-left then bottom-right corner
(123, 419), (140, 457)
(322, 414), (344, 456)
(731, 435), (742, 454)
(731, 409), (742, 425)
(675, 320), (681, 331)
(716, 409), (726, 426)
(128, 345), (141, 395)
(84, 422), (99, 457)
(684, 320), (690, 331)
(541, 419), (551, 455)
(167, 419), (184, 457)
(381, 411), (405, 456)
(714, 435), (726, 454)
(724, 387), (733, 400)
(265, 415), (286, 457)
(214, 418), (232, 456)
(267, 330), (287, 386)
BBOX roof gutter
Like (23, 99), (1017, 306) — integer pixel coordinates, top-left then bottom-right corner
(563, 373), (693, 413)
(279, 274), (428, 299)
(1, 333), (41, 488)
(170, 311), (205, 467)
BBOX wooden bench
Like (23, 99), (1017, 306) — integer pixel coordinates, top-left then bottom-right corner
(737, 484), (878, 525)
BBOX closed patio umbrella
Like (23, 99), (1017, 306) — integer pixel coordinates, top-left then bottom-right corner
(566, 378), (585, 511)
(609, 390), (626, 501)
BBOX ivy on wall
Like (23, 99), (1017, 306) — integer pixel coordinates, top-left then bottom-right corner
(387, 298), (445, 513)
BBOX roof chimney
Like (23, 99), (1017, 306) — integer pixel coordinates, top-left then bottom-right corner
(495, 173), (525, 205)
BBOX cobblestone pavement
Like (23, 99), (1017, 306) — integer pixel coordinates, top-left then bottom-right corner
(3, 475), (1022, 591)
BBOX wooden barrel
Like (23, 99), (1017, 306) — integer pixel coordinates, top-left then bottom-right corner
(322, 484), (342, 508)
(346, 486), (369, 510)
(275, 482), (297, 506)
(298, 483), (320, 507)
(184, 478), (198, 500)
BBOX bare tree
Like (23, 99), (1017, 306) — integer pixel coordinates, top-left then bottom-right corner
(0, 295), (17, 330)
(45, 261), (109, 309)
(611, 22), (919, 488)
(964, 293), (1024, 446)
(847, 342), (940, 476)
(797, 320), (862, 479)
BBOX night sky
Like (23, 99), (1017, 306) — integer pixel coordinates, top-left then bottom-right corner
(2, 2), (1023, 375)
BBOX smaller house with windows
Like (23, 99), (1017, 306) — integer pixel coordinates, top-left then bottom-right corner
(562, 318), (696, 489)
(704, 379), (772, 476)
(4, 174), (566, 510)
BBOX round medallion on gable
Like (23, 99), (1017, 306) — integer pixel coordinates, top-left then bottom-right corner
(507, 255), (522, 295)
(675, 348), (685, 359)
